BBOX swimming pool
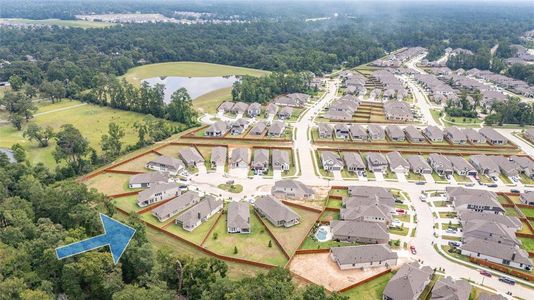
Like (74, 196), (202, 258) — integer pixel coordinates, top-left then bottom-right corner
(314, 225), (332, 242)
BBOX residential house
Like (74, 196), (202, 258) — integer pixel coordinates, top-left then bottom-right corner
(340, 198), (393, 224)
(267, 121), (286, 137)
(272, 93), (310, 107)
(463, 128), (486, 144)
(349, 124), (367, 141)
(463, 220), (519, 246)
(406, 155), (432, 174)
(386, 151), (409, 173)
(205, 121), (229, 137)
(252, 149), (269, 175)
(152, 191), (201, 222)
(383, 262), (433, 300)
(249, 121), (267, 136)
(217, 101), (234, 114)
(520, 191), (534, 205)
(478, 293), (507, 300)
(446, 155), (477, 176)
(247, 102), (262, 118)
(368, 124), (385, 140)
(278, 106), (294, 120)
(330, 244), (398, 270)
(523, 128), (534, 143)
(321, 151), (344, 171)
(366, 152), (388, 173)
(383, 100), (413, 121)
(230, 148), (249, 169)
(479, 127), (508, 145)
(265, 103), (278, 117)
(272, 150), (291, 171)
(271, 179), (314, 200)
(176, 196), (223, 231)
(129, 172), (170, 189)
(509, 155), (534, 177)
(137, 182), (180, 207)
(469, 155), (500, 177)
(447, 186), (504, 214)
(346, 186), (396, 209)
(430, 277), (472, 300)
(231, 102), (249, 115)
(330, 220), (389, 244)
(458, 210), (521, 230)
(404, 126), (426, 143)
(229, 119), (249, 135)
(423, 126), (444, 142)
(146, 156), (184, 176)
(444, 126), (467, 144)
(227, 201), (251, 233)
(385, 125), (405, 142)
(342, 152), (366, 173)
(318, 123), (333, 139)
(460, 238), (532, 271)
(179, 147), (205, 167)
(210, 147), (227, 169)
(254, 195), (300, 227)
(429, 153), (453, 177)
(334, 124), (350, 139)
(493, 156), (519, 177)
(324, 109), (352, 121)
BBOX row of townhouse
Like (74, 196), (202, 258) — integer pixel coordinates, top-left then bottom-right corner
(371, 70), (409, 100)
(467, 68), (534, 97)
(218, 101), (265, 117)
(413, 73), (458, 104)
(324, 94), (360, 120)
(218, 101), (298, 119)
(470, 154), (534, 178)
(339, 71), (367, 96)
(206, 120), (287, 137)
(319, 123), (507, 146)
(447, 187), (533, 271)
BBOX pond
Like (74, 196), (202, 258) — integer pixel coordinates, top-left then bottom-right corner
(143, 76), (238, 103)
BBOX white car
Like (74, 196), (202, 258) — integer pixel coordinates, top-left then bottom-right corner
(390, 219), (403, 228)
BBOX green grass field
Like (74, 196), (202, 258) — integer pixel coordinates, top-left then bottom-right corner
(0, 18), (112, 28)
(341, 271), (393, 299)
(195, 87), (233, 114)
(0, 100), (174, 167)
(123, 61), (269, 85)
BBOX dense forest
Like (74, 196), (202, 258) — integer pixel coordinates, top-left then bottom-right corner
(232, 72), (316, 103)
(0, 156), (348, 300)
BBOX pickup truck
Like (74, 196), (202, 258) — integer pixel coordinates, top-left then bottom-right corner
(499, 277), (515, 285)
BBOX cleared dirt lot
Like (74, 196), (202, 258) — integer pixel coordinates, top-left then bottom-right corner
(289, 253), (409, 292)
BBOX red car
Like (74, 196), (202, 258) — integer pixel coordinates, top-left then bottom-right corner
(479, 270), (492, 277)
(410, 246), (417, 255)
(396, 208), (405, 214)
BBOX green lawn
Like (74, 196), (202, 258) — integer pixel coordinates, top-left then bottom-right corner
(123, 61), (269, 85)
(329, 188), (349, 197)
(203, 208), (288, 266)
(165, 212), (221, 245)
(406, 172), (425, 182)
(505, 207), (520, 217)
(341, 272), (393, 299)
(217, 184), (244, 193)
(389, 226), (409, 236)
(112, 195), (141, 214)
(433, 201), (449, 207)
(300, 235), (361, 250)
(0, 100), (171, 168)
(319, 210), (340, 222)
(520, 207), (534, 218)
(519, 237), (534, 252)
(439, 212), (457, 219)
(326, 198), (343, 208)
(0, 18), (113, 28)
(194, 87), (233, 114)
(85, 172), (135, 196)
(441, 235), (461, 241)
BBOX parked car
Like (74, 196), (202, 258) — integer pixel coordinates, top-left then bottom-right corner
(448, 241), (461, 247)
(511, 177), (518, 183)
(491, 176), (498, 182)
(419, 195), (427, 202)
(410, 246), (417, 255)
(499, 277), (515, 285)
(479, 270), (492, 277)
(510, 189), (520, 193)
(446, 228), (457, 234)
(487, 183), (498, 188)
(396, 208), (405, 214)
(390, 219), (402, 228)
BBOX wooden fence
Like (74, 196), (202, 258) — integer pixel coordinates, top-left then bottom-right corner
(337, 269), (392, 293)
(469, 257), (534, 282)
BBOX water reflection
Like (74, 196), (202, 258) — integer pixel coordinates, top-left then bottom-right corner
(143, 76), (238, 103)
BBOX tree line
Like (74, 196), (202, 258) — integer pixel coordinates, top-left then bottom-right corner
(231, 72), (316, 103)
(485, 97), (534, 126)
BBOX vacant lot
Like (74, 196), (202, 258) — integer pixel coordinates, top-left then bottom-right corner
(112, 195), (141, 214)
(111, 152), (161, 172)
(123, 62), (269, 85)
(262, 206), (320, 255)
(203, 209), (287, 266)
(0, 100), (170, 167)
(85, 172), (133, 196)
(195, 87), (233, 114)
(289, 253), (397, 292)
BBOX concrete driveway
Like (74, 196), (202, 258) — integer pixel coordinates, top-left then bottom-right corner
(374, 172), (384, 181)
(423, 173), (435, 184)
(229, 167), (249, 178)
(397, 172), (407, 182)
(273, 170), (282, 180)
(197, 165), (207, 175)
(333, 170), (342, 180)
(216, 165), (225, 175)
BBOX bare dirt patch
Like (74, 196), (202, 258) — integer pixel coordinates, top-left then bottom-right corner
(289, 253), (408, 292)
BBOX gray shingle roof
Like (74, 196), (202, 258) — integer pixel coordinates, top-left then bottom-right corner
(228, 201), (250, 230)
(254, 195), (300, 223)
(176, 195), (222, 228)
(330, 220), (389, 240)
(210, 147), (227, 166)
(330, 244), (397, 265)
(383, 262), (433, 300)
(147, 156), (184, 171)
(152, 191), (200, 221)
(129, 171), (169, 186)
(431, 276), (472, 300)
(230, 148), (249, 165)
(461, 237), (532, 267)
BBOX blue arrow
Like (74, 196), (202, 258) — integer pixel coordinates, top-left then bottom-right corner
(55, 213), (136, 264)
